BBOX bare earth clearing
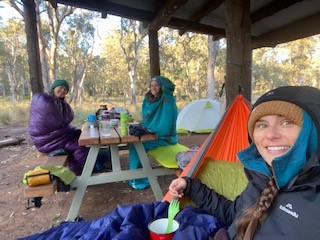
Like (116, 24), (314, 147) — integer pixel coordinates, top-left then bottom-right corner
(0, 125), (208, 240)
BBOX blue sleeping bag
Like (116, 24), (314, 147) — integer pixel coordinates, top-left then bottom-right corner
(18, 201), (226, 240)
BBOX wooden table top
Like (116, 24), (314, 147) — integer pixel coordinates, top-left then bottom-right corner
(99, 127), (121, 145)
(115, 128), (157, 143)
(78, 123), (100, 146)
(79, 123), (157, 146)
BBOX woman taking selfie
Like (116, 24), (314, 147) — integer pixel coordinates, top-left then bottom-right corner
(169, 86), (320, 240)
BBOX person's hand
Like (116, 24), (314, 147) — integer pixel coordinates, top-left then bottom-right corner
(168, 177), (187, 198)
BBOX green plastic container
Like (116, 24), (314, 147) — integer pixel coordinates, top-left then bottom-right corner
(120, 112), (128, 135)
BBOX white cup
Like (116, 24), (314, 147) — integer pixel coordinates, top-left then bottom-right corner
(148, 218), (179, 240)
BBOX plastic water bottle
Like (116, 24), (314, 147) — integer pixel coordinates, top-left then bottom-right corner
(109, 108), (116, 120)
(100, 110), (111, 137)
(100, 120), (111, 137)
(96, 104), (108, 118)
(101, 110), (109, 121)
(89, 124), (95, 137)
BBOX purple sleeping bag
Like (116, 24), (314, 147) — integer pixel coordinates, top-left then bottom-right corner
(29, 93), (88, 175)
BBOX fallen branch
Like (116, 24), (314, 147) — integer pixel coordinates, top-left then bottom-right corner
(0, 136), (25, 147)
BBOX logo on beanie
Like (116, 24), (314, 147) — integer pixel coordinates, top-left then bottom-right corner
(266, 91), (275, 96)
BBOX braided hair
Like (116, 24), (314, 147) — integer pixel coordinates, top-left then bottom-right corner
(236, 178), (278, 240)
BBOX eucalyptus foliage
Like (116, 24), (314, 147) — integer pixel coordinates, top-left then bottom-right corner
(0, 2), (319, 107)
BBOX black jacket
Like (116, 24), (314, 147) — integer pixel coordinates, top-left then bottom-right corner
(184, 86), (320, 240)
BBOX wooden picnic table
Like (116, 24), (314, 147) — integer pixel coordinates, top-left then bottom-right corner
(67, 123), (173, 220)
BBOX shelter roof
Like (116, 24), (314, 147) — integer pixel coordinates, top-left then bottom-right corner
(53, 0), (320, 48)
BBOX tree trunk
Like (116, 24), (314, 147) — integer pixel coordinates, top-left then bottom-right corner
(119, 20), (147, 105)
(207, 36), (219, 99)
(6, 66), (17, 106)
(196, 61), (201, 100)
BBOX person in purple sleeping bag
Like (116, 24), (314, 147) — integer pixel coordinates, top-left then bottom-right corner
(29, 79), (89, 175)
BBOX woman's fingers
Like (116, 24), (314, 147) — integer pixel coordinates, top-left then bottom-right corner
(169, 178), (186, 198)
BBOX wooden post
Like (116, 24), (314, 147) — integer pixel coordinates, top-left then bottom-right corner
(22, 0), (43, 94)
(225, 0), (252, 106)
(148, 28), (160, 78)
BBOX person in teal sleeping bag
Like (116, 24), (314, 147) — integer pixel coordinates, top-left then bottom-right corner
(129, 75), (178, 190)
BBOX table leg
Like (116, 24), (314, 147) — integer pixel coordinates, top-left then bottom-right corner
(110, 144), (121, 171)
(133, 142), (164, 201)
(67, 145), (100, 220)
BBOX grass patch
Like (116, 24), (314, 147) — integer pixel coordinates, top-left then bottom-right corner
(0, 100), (30, 126)
(0, 98), (192, 126)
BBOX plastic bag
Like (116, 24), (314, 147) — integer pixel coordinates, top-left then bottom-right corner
(176, 146), (200, 169)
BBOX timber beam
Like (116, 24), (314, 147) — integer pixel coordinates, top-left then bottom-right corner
(179, 0), (225, 35)
(149, 0), (188, 31)
(251, 0), (303, 24)
(252, 12), (320, 49)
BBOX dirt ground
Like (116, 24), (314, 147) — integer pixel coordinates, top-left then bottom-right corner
(0, 125), (209, 240)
